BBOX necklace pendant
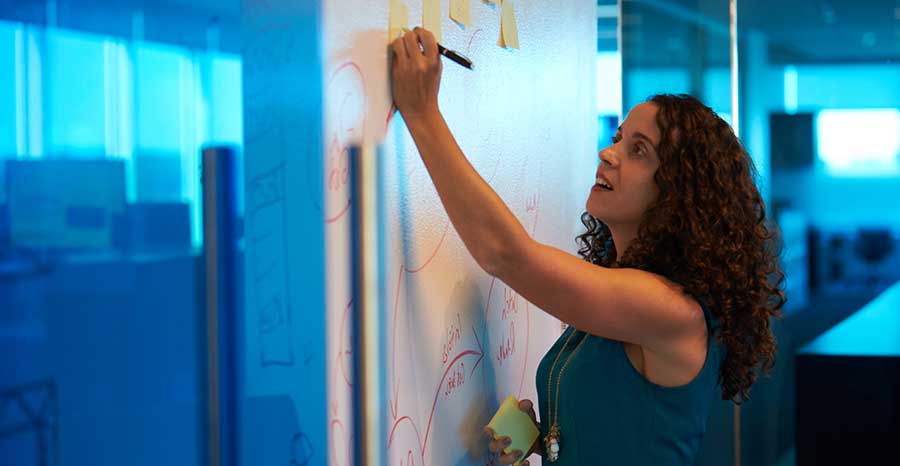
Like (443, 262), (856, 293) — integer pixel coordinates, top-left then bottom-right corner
(544, 423), (561, 462)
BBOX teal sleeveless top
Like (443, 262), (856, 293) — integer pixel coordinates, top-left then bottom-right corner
(534, 300), (723, 465)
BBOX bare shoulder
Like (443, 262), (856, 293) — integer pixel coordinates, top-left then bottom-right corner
(634, 292), (709, 387)
(629, 270), (708, 348)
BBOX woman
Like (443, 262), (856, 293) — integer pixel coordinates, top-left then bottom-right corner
(390, 28), (785, 466)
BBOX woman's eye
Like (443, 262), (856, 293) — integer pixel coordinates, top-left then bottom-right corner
(611, 134), (621, 143)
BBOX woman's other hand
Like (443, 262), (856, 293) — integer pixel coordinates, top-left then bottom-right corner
(482, 399), (542, 465)
(390, 27), (442, 119)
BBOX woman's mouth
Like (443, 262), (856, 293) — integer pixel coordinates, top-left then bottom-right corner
(594, 177), (613, 191)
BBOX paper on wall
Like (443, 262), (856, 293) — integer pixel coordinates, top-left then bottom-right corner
(450, 0), (471, 27)
(498, 0), (519, 49)
(389, 0), (409, 42)
(423, 0), (442, 42)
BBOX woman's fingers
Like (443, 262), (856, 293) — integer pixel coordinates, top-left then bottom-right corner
(519, 399), (533, 410)
(519, 399), (535, 419)
(498, 450), (523, 465)
(483, 426), (506, 453)
(483, 426), (512, 454)
(402, 30), (422, 64)
(390, 37), (406, 61)
(484, 424), (527, 465)
(489, 435), (511, 453)
(413, 26), (438, 59)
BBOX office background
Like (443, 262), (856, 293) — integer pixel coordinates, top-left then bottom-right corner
(1, 1), (898, 466)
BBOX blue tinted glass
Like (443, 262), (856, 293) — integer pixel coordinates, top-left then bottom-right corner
(0, 2), (243, 466)
(740, 1), (900, 466)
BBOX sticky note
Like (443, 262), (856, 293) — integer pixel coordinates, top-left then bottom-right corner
(389, 0), (409, 42)
(450, 0), (471, 27)
(423, 0), (442, 42)
(487, 395), (540, 465)
(498, 0), (520, 49)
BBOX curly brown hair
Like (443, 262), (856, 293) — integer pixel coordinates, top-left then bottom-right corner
(576, 94), (786, 403)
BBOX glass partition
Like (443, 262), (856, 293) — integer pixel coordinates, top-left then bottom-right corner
(737, 1), (900, 465)
(0, 2), (243, 465)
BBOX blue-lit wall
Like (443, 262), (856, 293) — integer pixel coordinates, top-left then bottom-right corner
(0, 19), (243, 242)
(0, 257), (201, 465)
(771, 64), (900, 228)
(0, 25), (17, 165)
(619, 62), (900, 226)
(620, 57), (900, 296)
(0, 7), (243, 465)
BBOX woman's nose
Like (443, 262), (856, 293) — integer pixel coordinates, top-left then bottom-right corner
(598, 146), (618, 168)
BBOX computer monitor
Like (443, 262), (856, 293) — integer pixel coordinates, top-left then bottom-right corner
(769, 112), (815, 171)
(5, 159), (126, 250)
(114, 202), (192, 254)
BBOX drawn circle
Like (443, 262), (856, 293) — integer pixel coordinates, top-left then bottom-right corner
(388, 416), (424, 465)
(313, 61), (367, 223)
(329, 419), (351, 466)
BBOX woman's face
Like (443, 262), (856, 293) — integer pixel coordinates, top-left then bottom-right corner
(587, 102), (662, 226)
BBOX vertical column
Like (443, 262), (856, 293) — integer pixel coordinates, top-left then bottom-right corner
(729, 3), (741, 466)
(740, 31), (773, 208)
(201, 145), (240, 466)
(350, 144), (386, 466)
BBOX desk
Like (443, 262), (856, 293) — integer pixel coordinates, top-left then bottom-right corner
(0, 252), (204, 466)
(795, 280), (900, 466)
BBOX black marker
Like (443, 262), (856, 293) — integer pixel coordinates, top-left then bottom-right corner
(438, 44), (474, 70)
(401, 28), (474, 70)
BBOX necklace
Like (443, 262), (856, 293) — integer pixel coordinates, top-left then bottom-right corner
(544, 328), (589, 462)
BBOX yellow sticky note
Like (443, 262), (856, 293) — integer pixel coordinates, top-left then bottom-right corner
(450, 0), (471, 27)
(389, 0), (409, 42)
(423, 0), (442, 42)
(499, 0), (519, 49)
(487, 395), (539, 466)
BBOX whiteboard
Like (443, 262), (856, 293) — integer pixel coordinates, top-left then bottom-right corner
(241, 1), (597, 465)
